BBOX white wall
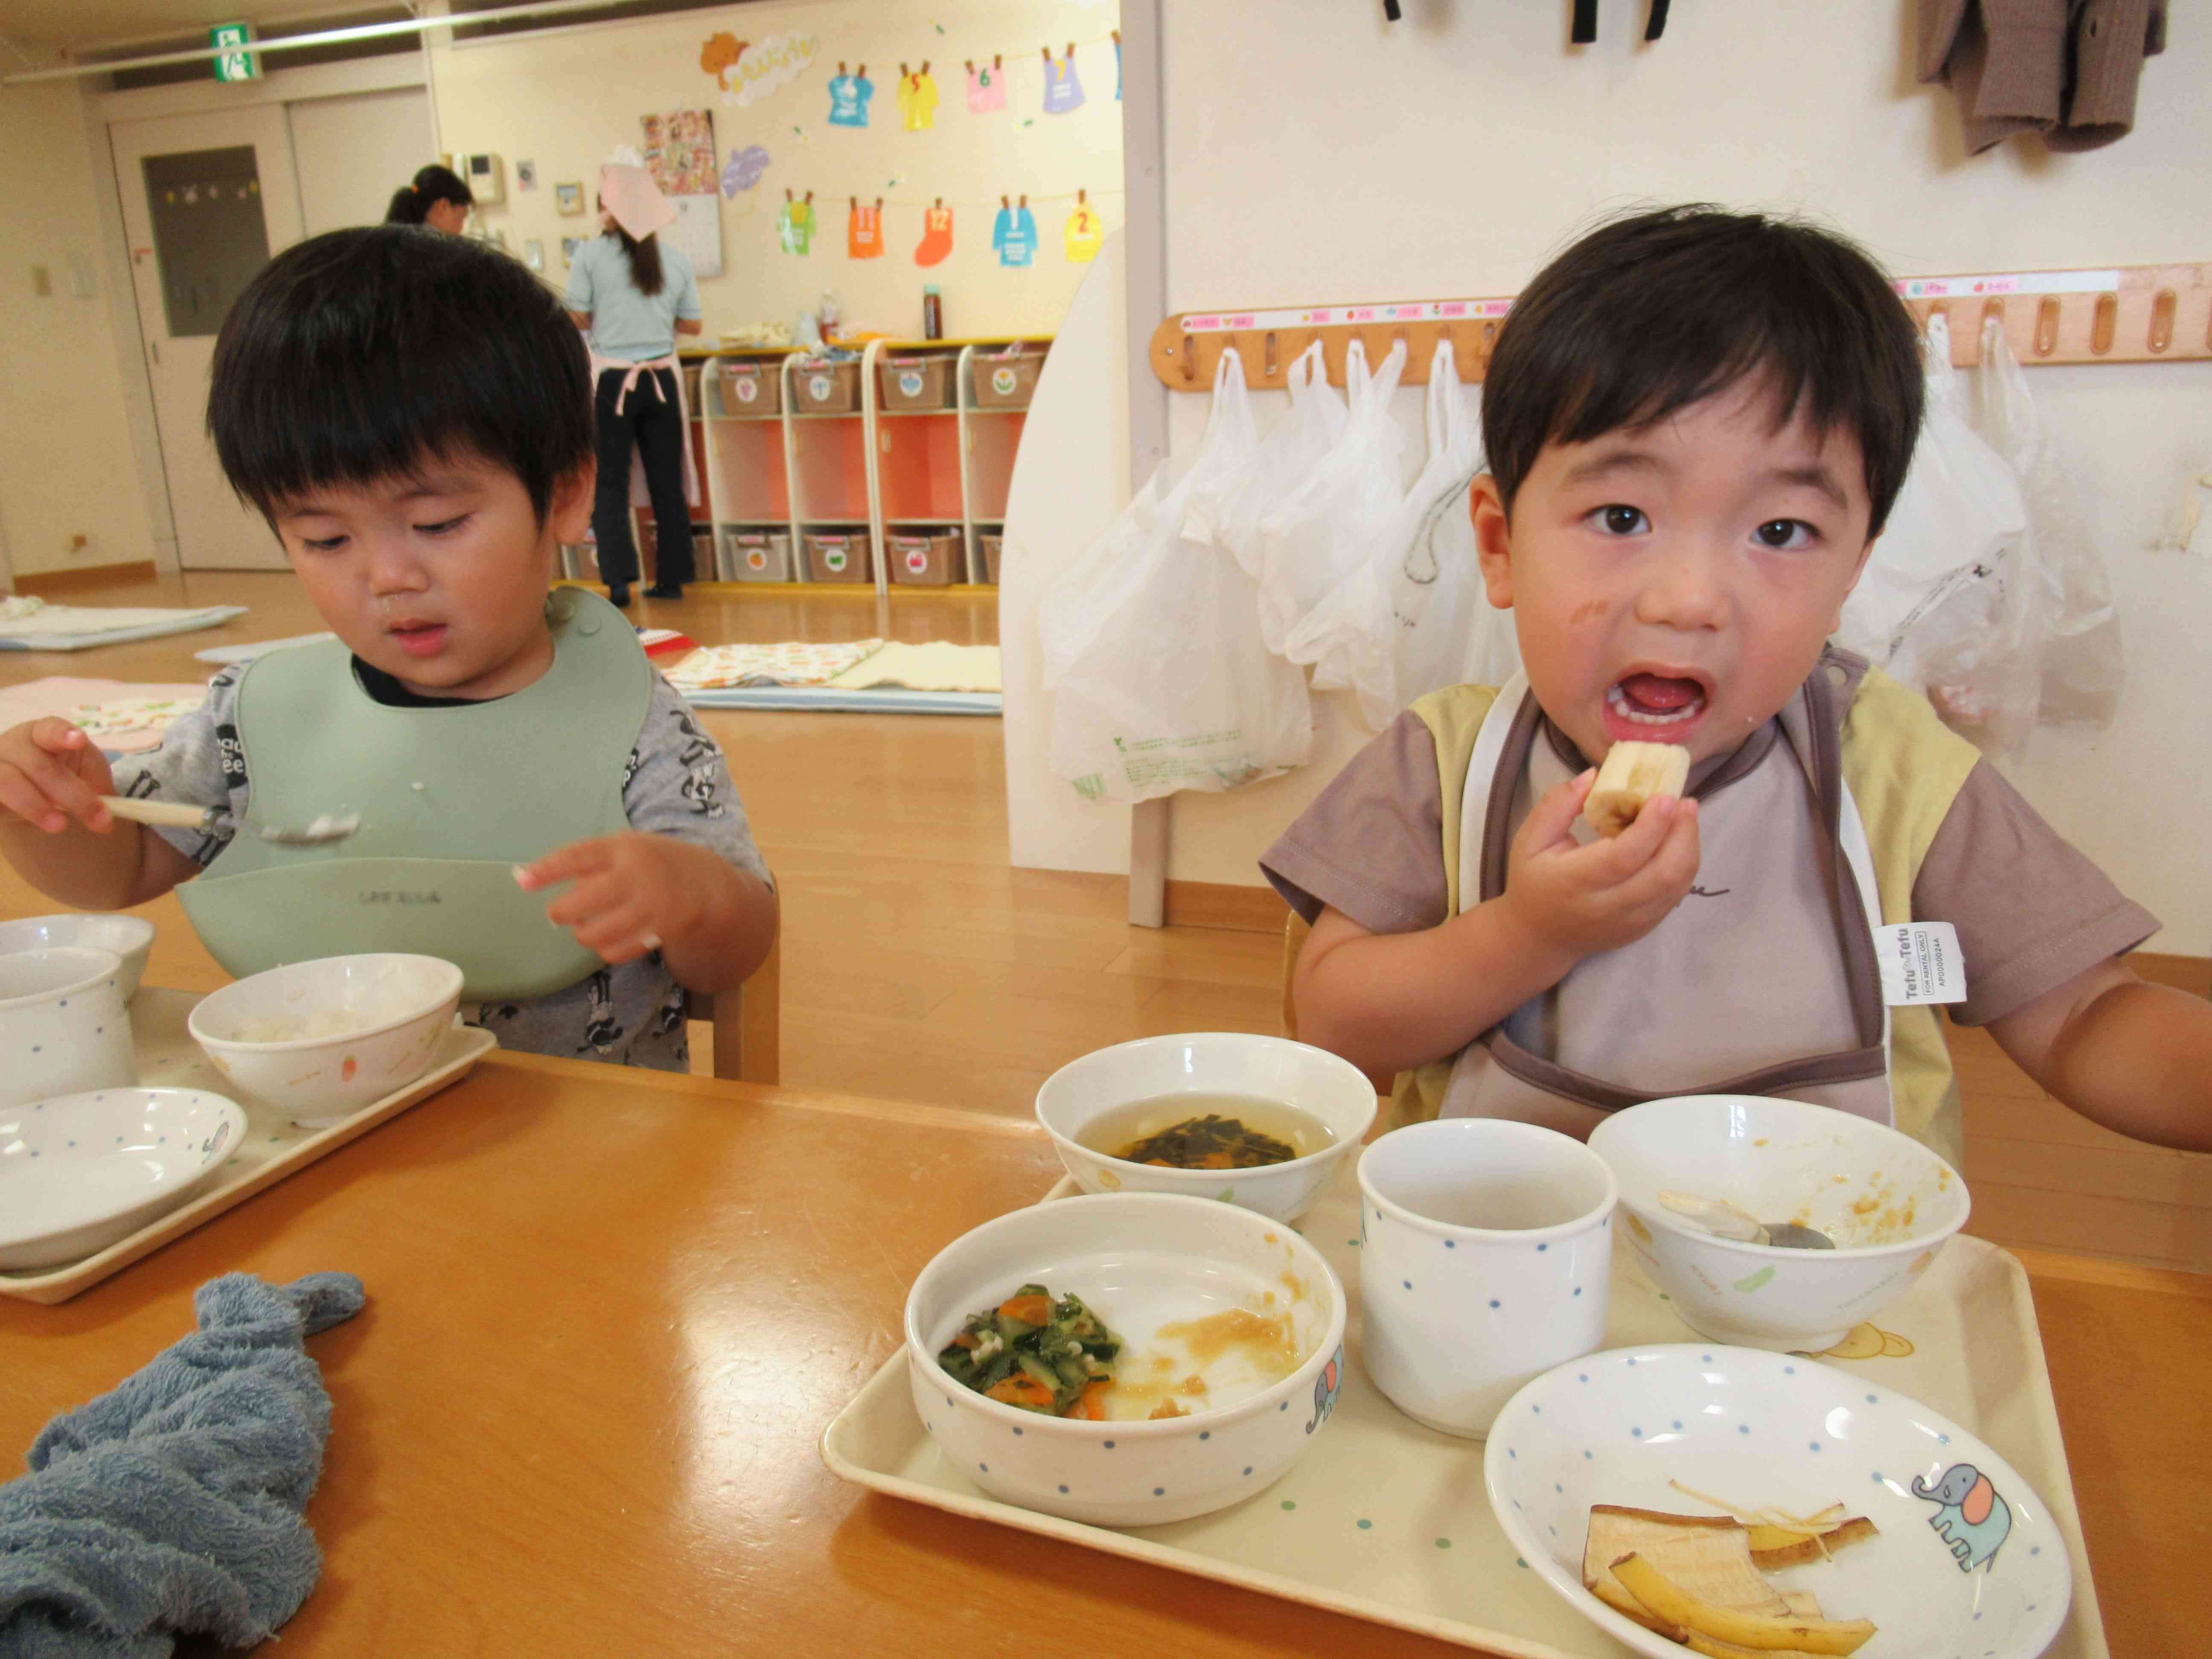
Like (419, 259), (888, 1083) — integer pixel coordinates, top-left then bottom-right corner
(0, 79), (160, 577)
(1006, 0), (2212, 950)
(428, 0), (1123, 341)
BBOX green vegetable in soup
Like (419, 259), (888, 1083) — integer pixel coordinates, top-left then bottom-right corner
(1117, 1113), (1299, 1170)
(937, 1283), (1123, 1417)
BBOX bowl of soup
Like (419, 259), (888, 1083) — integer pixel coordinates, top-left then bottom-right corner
(1035, 1033), (1379, 1222)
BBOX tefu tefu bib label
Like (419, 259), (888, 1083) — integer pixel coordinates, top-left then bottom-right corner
(1875, 922), (1967, 1006)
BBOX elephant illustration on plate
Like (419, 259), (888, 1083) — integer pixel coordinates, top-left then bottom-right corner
(1912, 1461), (2013, 1572)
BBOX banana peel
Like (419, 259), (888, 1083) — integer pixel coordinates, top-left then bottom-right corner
(1610, 1553), (1877, 1656)
(1749, 1515), (1878, 1569)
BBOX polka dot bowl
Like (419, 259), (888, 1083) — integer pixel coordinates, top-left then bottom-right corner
(1034, 1032), (1379, 1223)
(903, 1192), (1348, 1527)
(1588, 1095), (1970, 1353)
(188, 954), (463, 1129)
(0, 1086), (246, 1270)
(0, 913), (155, 1001)
(1483, 1345), (2071, 1659)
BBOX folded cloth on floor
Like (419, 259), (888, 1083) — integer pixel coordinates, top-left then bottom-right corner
(0, 1271), (367, 1658)
(0, 603), (247, 654)
(0, 679), (208, 753)
(665, 638), (886, 690)
(828, 641), (1000, 693)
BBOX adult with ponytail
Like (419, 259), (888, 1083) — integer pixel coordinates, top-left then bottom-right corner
(384, 163), (473, 233)
(564, 147), (704, 605)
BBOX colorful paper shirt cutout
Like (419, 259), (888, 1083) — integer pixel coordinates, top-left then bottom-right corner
(967, 62), (1005, 114)
(914, 204), (953, 266)
(827, 71), (873, 127)
(896, 68), (940, 131)
(778, 196), (816, 254)
(992, 204), (1039, 268)
(848, 201), (883, 259)
(1042, 52), (1085, 114)
(1064, 204), (1103, 262)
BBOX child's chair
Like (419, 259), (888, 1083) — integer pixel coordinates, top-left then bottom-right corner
(691, 935), (780, 1083)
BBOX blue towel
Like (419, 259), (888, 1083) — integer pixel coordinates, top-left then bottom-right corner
(0, 1272), (365, 1658)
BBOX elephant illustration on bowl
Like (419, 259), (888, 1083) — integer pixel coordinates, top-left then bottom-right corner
(1912, 1461), (2012, 1572)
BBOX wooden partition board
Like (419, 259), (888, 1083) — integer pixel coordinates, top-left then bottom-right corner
(1150, 263), (2212, 390)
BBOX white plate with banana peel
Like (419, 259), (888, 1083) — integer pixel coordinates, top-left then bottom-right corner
(1484, 1345), (2069, 1659)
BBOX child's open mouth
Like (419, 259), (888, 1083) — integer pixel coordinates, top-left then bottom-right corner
(1604, 672), (1708, 736)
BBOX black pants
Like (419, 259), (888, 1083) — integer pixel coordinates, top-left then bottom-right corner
(591, 366), (693, 587)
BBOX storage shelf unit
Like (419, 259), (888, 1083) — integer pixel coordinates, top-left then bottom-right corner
(574, 335), (1052, 594)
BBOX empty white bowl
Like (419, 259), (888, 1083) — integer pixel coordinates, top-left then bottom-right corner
(1587, 1095), (1969, 1352)
(188, 953), (462, 1128)
(905, 1192), (1348, 1526)
(0, 913), (155, 999)
(0, 1086), (246, 1269)
(1035, 1033), (1379, 1223)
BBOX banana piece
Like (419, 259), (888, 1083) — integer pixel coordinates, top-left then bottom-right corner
(1586, 741), (1691, 838)
(1609, 1554), (1876, 1655)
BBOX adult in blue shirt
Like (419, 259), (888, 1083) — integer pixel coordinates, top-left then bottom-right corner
(564, 151), (704, 605)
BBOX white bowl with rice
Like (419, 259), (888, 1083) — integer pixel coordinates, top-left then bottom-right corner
(187, 953), (463, 1127)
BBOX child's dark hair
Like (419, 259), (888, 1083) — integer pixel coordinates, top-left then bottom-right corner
(1482, 205), (1925, 537)
(384, 163), (473, 225)
(208, 225), (591, 523)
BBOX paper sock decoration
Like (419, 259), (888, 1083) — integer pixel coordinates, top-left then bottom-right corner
(915, 198), (953, 265)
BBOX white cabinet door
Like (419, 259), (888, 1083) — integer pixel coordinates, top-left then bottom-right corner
(111, 107), (305, 570)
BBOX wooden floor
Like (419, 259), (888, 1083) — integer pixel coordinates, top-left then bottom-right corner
(4, 568), (2206, 1273)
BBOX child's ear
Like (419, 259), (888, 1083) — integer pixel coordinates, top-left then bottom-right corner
(1471, 474), (1514, 609)
(549, 462), (597, 545)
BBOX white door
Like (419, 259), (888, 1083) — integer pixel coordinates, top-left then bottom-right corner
(111, 107), (306, 570)
(288, 87), (435, 237)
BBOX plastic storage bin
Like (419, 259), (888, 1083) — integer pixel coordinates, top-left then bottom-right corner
(804, 530), (873, 583)
(719, 529), (793, 583)
(978, 531), (1003, 584)
(792, 360), (861, 414)
(971, 350), (1044, 409)
(687, 525), (716, 579)
(717, 359), (782, 415)
(887, 530), (964, 586)
(879, 356), (955, 412)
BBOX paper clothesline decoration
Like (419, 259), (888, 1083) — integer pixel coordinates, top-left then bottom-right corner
(992, 194), (1037, 268)
(966, 55), (1006, 113)
(1041, 43), (1085, 113)
(779, 189), (817, 255)
(828, 61), (872, 126)
(916, 198), (953, 266)
(848, 196), (884, 259)
(897, 61), (940, 131)
(1065, 189), (1103, 262)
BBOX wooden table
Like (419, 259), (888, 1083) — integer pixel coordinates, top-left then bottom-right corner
(4, 1052), (2207, 1657)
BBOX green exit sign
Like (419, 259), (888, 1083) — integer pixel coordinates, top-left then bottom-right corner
(211, 21), (260, 82)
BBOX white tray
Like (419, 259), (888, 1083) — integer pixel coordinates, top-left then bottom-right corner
(823, 1166), (2107, 1659)
(0, 986), (494, 1305)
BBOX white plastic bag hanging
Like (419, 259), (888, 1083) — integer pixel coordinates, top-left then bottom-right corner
(1834, 313), (2029, 671)
(1969, 318), (2123, 729)
(1190, 341), (1346, 573)
(1039, 350), (1311, 804)
(1288, 340), (1517, 726)
(1256, 337), (1409, 659)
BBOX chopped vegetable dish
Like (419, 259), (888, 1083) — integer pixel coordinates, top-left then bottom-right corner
(937, 1284), (1124, 1417)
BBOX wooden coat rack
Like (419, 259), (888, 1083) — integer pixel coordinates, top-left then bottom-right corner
(1149, 262), (2212, 390)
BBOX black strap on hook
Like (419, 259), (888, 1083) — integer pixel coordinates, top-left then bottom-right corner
(1572, 0), (1597, 43)
(1382, 0), (1402, 18)
(1646, 0), (1671, 39)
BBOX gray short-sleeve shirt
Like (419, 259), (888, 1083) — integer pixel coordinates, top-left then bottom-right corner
(112, 666), (770, 1071)
(1262, 697), (2157, 1036)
